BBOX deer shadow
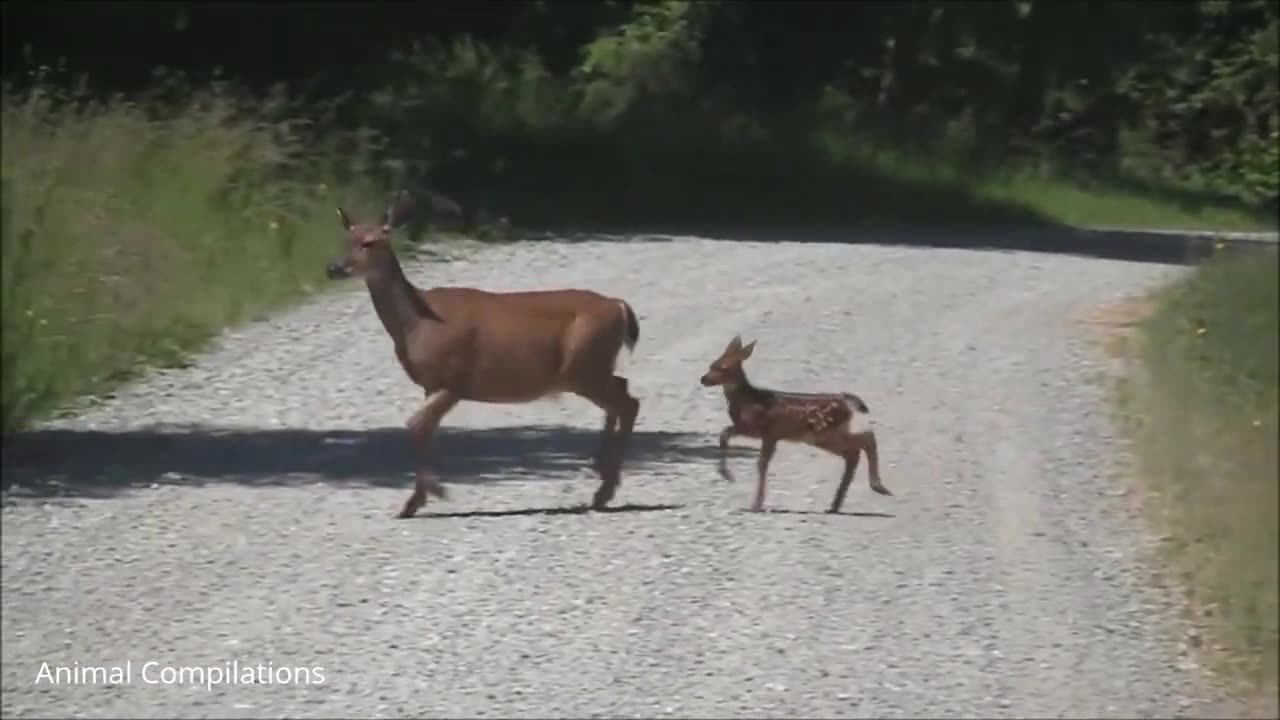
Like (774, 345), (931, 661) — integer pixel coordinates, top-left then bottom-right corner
(0, 423), (727, 502)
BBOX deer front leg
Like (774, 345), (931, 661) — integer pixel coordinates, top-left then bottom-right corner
(751, 437), (777, 513)
(717, 425), (738, 482)
(400, 390), (460, 519)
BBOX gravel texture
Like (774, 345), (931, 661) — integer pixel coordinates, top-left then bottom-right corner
(1, 235), (1228, 718)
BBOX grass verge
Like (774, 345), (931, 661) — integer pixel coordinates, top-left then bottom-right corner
(1112, 244), (1278, 701)
(1, 75), (384, 432)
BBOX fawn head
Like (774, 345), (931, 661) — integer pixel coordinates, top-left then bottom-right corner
(701, 335), (756, 388)
(326, 190), (415, 280)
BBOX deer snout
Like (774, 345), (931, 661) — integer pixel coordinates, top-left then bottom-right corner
(700, 373), (717, 387)
(325, 262), (349, 280)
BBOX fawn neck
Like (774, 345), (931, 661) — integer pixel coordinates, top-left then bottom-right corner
(721, 370), (759, 403)
(366, 251), (434, 343)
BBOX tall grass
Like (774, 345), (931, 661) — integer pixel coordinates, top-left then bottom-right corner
(1117, 245), (1278, 693)
(1, 72), (384, 431)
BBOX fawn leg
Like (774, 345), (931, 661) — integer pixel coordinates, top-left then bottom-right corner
(816, 430), (891, 513)
(750, 437), (777, 512)
(575, 375), (640, 510)
(717, 425), (738, 482)
(399, 390), (460, 519)
(858, 429), (891, 496)
(826, 444), (861, 514)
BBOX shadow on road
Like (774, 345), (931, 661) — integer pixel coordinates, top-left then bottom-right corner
(1, 424), (722, 502)
(518, 224), (1276, 267)
(416, 502), (685, 520)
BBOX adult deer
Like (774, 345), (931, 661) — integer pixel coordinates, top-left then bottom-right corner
(326, 191), (642, 518)
(700, 336), (891, 513)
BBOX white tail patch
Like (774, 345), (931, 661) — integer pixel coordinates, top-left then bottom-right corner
(614, 300), (636, 373)
(847, 406), (875, 434)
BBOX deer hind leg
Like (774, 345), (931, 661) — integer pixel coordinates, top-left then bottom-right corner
(751, 437), (778, 513)
(857, 428), (891, 496)
(815, 430), (891, 514)
(399, 390), (460, 519)
(574, 375), (639, 510)
(593, 413), (619, 475)
(823, 437), (862, 514)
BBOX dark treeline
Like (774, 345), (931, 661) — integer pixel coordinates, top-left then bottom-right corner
(5, 0), (1278, 224)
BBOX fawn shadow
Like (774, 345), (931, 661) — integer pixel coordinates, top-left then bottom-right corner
(0, 423), (723, 502)
(730, 508), (896, 519)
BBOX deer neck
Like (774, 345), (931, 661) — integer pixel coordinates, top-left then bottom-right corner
(722, 372), (758, 403)
(365, 255), (434, 344)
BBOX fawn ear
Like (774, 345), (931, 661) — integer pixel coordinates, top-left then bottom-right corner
(738, 340), (756, 359)
(724, 335), (743, 355)
(382, 189), (414, 231)
(336, 207), (352, 231)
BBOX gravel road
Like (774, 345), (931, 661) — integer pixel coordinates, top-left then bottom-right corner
(1, 234), (1227, 718)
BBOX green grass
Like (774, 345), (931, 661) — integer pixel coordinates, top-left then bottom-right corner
(1114, 244), (1278, 696)
(977, 171), (1274, 233)
(1, 77), (384, 432)
(812, 133), (1276, 232)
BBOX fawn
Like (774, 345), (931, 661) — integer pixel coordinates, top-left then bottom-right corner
(700, 336), (891, 513)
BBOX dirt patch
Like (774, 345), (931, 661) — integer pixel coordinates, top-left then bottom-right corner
(1069, 294), (1157, 362)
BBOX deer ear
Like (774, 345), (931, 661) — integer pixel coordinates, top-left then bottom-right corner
(725, 335), (743, 355)
(739, 340), (756, 359)
(337, 207), (352, 231)
(382, 189), (414, 230)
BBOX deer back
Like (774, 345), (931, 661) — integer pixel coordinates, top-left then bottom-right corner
(406, 287), (628, 402)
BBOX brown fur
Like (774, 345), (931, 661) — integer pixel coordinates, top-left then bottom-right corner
(700, 336), (891, 513)
(328, 191), (641, 518)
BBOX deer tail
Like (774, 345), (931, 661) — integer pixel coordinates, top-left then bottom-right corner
(619, 300), (640, 352)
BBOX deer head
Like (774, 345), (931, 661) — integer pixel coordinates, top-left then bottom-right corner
(326, 190), (416, 280)
(700, 335), (756, 388)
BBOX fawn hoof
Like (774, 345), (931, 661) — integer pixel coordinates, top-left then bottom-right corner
(397, 506), (419, 519)
(872, 483), (893, 497)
